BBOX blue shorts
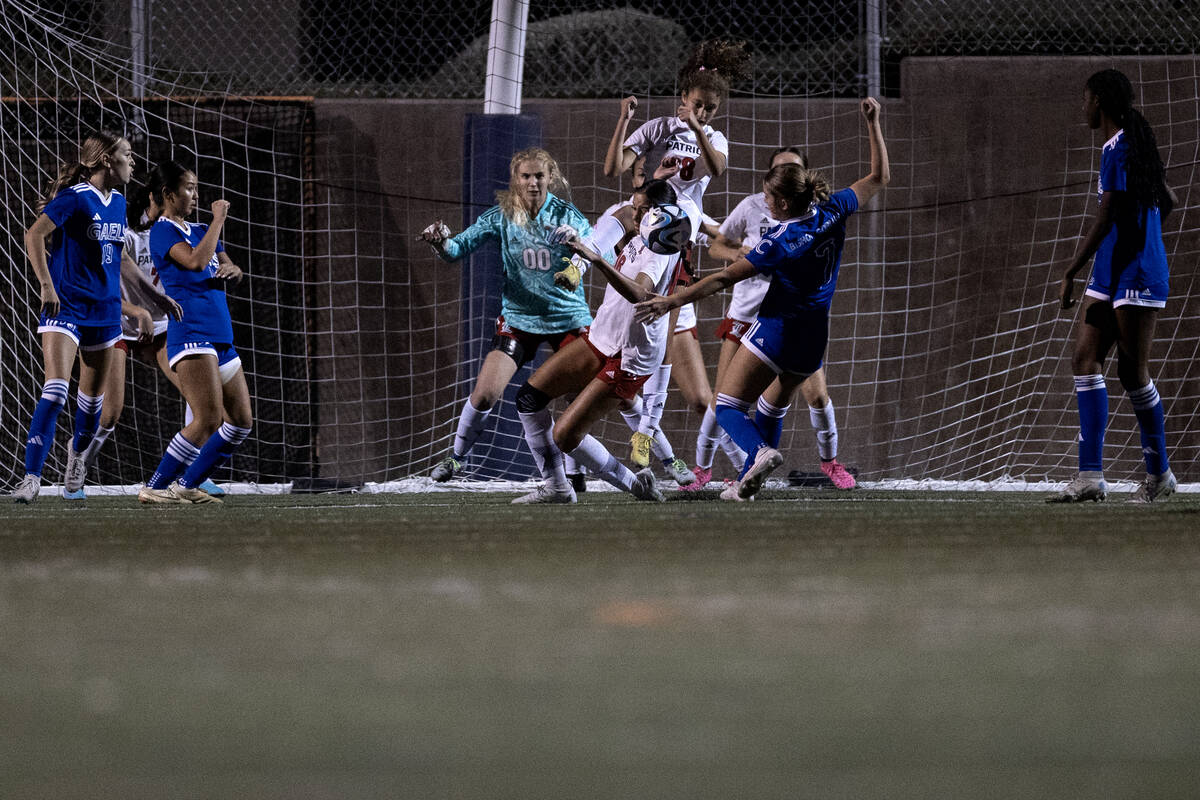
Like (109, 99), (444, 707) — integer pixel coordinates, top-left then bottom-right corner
(38, 315), (121, 351)
(1086, 264), (1169, 309)
(167, 341), (243, 384)
(740, 310), (828, 377)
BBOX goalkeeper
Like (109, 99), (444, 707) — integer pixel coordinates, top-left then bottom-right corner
(421, 147), (593, 482)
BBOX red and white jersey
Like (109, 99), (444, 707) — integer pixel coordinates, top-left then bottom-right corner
(588, 237), (680, 376)
(120, 223), (169, 340)
(624, 115), (728, 242)
(718, 192), (777, 322)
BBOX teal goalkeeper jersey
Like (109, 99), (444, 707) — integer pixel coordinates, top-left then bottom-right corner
(438, 193), (593, 334)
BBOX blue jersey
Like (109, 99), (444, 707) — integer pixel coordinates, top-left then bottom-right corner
(150, 219), (233, 346)
(746, 188), (859, 317)
(437, 192), (593, 334)
(41, 183), (127, 325)
(1090, 130), (1169, 298)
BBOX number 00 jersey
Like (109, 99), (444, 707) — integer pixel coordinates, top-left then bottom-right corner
(746, 188), (859, 317)
(437, 192), (593, 334)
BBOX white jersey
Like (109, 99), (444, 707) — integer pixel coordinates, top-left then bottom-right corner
(603, 197), (698, 335)
(718, 193), (777, 322)
(120, 225), (169, 340)
(587, 236), (680, 375)
(623, 115), (728, 242)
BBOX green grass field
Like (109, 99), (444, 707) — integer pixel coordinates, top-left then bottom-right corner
(4, 489), (1200, 799)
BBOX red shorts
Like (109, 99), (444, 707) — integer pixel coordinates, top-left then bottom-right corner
(494, 315), (588, 366)
(596, 354), (650, 401)
(114, 339), (130, 353)
(715, 316), (753, 343)
(115, 331), (167, 354)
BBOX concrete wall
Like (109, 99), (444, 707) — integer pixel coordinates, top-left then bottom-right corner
(310, 56), (1200, 484)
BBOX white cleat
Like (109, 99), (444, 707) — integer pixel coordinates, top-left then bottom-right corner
(1128, 469), (1177, 504)
(12, 474), (41, 504)
(738, 447), (784, 500)
(664, 457), (697, 486)
(138, 485), (187, 504)
(170, 481), (222, 504)
(719, 481), (753, 502)
(630, 468), (664, 502)
(512, 483), (577, 505)
(64, 446), (87, 493)
(1046, 471), (1108, 503)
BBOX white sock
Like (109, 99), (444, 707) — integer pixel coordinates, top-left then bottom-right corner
(695, 406), (721, 470)
(810, 401), (838, 461)
(569, 435), (635, 491)
(82, 424), (115, 466)
(638, 363), (672, 435)
(563, 453), (580, 475)
(718, 432), (748, 469)
(517, 407), (568, 490)
(454, 399), (492, 459)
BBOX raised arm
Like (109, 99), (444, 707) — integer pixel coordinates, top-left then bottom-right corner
(24, 213), (60, 317)
(849, 98), (890, 207)
(634, 257), (757, 322)
(604, 96), (641, 178)
(168, 199), (228, 271)
(680, 105), (727, 178)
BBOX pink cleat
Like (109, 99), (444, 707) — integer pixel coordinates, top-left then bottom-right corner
(820, 459), (856, 490)
(678, 466), (712, 492)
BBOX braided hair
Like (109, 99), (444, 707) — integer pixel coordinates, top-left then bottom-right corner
(1086, 69), (1173, 217)
(677, 39), (751, 102)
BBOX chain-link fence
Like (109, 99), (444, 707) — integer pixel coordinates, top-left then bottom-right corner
(6, 1), (1196, 100)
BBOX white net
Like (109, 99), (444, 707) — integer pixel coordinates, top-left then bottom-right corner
(1, 1), (1198, 490)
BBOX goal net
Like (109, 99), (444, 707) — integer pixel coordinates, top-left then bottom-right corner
(1, 0), (1198, 490)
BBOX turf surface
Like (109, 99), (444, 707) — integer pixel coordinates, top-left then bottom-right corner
(3, 489), (1200, 798)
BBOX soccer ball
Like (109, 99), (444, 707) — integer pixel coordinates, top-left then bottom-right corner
(639, 203), (689, 255)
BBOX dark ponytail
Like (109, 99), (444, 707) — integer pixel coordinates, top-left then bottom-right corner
(678, 39), (751, 102)
(1086, 69), (1173, 217)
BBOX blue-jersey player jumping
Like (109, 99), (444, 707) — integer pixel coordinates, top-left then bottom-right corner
(14, 132), (135, 504)
(1051, 69), (1178, 504)
(138, 161), (252, 505)
(420, 147), (594, 482)
(635, 97), (891, 501)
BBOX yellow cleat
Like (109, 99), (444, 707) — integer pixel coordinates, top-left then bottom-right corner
(630, 431), (653, 468)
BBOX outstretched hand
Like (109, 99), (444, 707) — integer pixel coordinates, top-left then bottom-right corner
(633, 295), (671, 323)
(421, 220), (451, 249)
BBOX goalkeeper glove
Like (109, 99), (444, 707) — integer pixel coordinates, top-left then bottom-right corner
(554, 258), (583, 291)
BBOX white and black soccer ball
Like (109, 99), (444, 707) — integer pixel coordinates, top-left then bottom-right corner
(639, 203), (689, 255)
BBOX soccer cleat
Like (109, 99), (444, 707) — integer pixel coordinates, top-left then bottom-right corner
(138, 485), (187, 504)
(430, 455), (463, 482)
(63, 488), (87, 500)
(664, 457), (697, 486)
(820, 459), (857, 490)
(719, 481), (753, 502)
(12, 474), (40, 504)
(738, 447), (784, 500)
(1045, 471), (1108, 503)
(567, 472), (587, 494)
(198, 479), (226, 497)
(630, 432), (653, 468)
(630, 468), (664, 502)
(170, 481), (222, 504)
(511, 483), (577, 505)
(1128, 469), (1177, 504)
(64, 446), (87, 493)
(678, 466), (712, 492)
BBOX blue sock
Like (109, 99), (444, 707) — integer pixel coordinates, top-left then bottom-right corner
(148, 433), (201, 489)
(754, 397), (789, 449)
(1074, 374), (1107, 472)
(178, 423), (251, 488)
(23, 379), (69, 477)
(1129, 382), (1169, 475)
(715, 394), (767, 463)
(72, 392), (104, 454)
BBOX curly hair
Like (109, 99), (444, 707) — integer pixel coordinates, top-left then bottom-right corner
(1086, 69), (1173, 217)
(677, 39), (751, 101)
